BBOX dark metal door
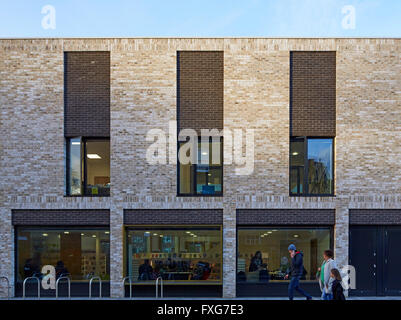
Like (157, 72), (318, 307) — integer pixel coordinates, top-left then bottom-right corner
(383, 227), (401, 295)
(349, 226), (378, 296)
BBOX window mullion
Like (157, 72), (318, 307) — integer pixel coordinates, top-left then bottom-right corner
(304, 137), (308, 195)
(83, 138), (87, 196)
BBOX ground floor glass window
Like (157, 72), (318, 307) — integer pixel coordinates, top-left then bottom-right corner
(126, 226), (222, 283)
(16, 228), (110, 281)
(237, 228), (331, 283)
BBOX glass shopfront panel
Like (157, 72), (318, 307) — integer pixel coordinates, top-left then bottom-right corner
(16, 228), (110, 282)
(126, 227), (222, 283)
(237, 228), (331, 283)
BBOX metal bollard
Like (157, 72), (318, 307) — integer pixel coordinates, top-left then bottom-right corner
(89, 276), (102, 299)
(23, 277), (40, 300)
(122, 276), (133, 299)
(56, 276), (71, 299)
(155, 277), (163, 299)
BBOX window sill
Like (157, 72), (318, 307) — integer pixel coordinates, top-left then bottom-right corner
(64, 195), (110, 198)
(289, 194), (336, 197)
(177, 194), (223, 197)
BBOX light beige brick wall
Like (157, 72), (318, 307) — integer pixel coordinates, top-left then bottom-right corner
(0, 38), (400, 298)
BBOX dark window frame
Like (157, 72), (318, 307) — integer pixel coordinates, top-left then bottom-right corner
(125, 225), (223, 284)
(236, 225), (334, 284)
(14, 225), (111, 287)
(290, 136), (335, 197)
(177, 136), (223, 197)
(65, 136), (110, 197)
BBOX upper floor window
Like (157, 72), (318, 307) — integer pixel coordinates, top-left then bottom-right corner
(178, 137), (223, 196)
(66, 138), (110, 196)
(290, 137), (334, 196)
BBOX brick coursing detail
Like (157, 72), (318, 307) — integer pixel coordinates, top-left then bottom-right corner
(12, 209), (110, 226)
(178, 51), (224, 135)
(349, 209), (401, 225)
(64, 51), (110, 137)
(290, 51), (336, 137)
(237, 209), (335, 225)
(124, 209), (223, 225)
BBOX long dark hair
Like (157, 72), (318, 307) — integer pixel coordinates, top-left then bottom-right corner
(331, 268), (342, 281)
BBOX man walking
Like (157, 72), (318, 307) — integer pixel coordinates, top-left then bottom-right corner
(285, 244), (312, 300)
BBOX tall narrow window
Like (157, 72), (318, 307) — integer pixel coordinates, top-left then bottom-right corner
(290, 137), (334, 196)
(177, 51), (224, 196)
(68, 138), (83, 195)
(64, 52), (110, 196)
(67, 138), (110, 196)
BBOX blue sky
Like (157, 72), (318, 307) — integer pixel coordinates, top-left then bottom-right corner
(0, 0), (400, 37)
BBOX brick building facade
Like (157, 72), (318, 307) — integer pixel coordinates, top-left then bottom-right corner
(0, 38), (400, 298)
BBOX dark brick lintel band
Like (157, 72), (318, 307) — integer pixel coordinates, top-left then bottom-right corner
(349, 209), (401, 225)
(237, 209), (335, 225)
(12, 209), (110, 226)
(124, 209), (223, 225)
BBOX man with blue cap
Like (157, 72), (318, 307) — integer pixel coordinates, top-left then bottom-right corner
(284, 244), (312, 300)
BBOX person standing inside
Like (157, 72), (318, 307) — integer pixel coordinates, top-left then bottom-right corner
(284, 244), (312, 300)
(318, 250), (337, 300)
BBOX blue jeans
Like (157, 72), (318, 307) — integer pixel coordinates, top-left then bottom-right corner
(288, 276), (312, 300)
(321, 290), (333, 300)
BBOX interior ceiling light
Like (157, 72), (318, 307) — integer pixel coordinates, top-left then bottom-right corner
(292, 152), (299, 156)
(71, 142), (80, 145)
(87, 154), (101, 159)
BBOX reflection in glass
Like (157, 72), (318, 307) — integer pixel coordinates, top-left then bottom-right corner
(69, 138), (82, 195)
(126, 227), (222, 283)
(308, 139), (333, 194)
(17, 229), (110, 281)
(290, 138), (333, 195)
(237, 228), (331, 283)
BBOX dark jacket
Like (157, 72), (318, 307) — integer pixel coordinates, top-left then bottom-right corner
(332, 279), (346, 300)
(289, 251), (304, 278)
(138, 264), (153, 280)
(249, 257), (262, 272)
